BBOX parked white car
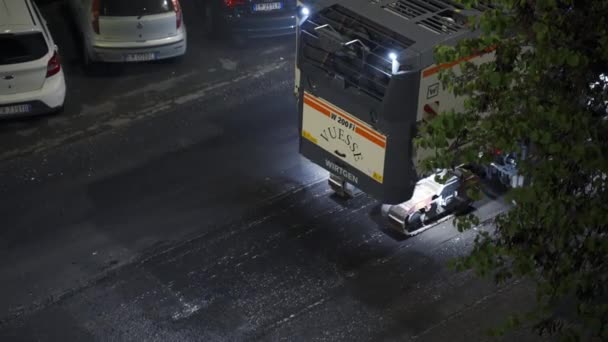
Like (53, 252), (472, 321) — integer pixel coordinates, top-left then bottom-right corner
(67, 0), (187, 65)
(0, 0), (66, 117)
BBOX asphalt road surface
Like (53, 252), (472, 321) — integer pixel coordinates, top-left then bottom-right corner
(0, 1), (541, 341)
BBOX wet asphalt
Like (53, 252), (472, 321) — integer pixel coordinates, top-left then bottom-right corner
(0, 1), (541, 341)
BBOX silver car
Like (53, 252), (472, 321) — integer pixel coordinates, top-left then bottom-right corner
(67, 0), (187, 64)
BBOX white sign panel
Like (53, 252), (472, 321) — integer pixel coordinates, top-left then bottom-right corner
(301, 92), (387, 184)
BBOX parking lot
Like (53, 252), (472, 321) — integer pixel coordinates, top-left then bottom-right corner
(0, 0), (295, 161)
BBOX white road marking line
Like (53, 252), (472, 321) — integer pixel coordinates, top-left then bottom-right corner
(218, 58), (238, 71)
(0, 61), (287, 161)
(174, 62), (286, 105)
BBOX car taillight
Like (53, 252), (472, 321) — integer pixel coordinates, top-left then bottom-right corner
(224, 0), (246, 8)
(46, 51), (61, 78)
(92, 0), (100, 34)
(172, 0), (182, 29)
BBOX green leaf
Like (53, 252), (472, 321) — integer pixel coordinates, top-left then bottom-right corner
(428, 1), (608, 339)
(566, 53), (580, 67)
(488, 72), (501, 87)
(533, 22), (548, 42)
(549, 143), (561, 154)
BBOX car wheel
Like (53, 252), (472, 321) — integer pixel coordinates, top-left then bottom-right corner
(83, 53), (90, 68)
(171, 54), (185, 64)
(52, 105), (65, 116)
(82, 44), (105, 75)
(203, 2), (217, 38)
(82, 43), (93, 68)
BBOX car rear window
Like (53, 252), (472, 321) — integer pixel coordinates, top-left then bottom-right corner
(0, 33), (49, 65)
(100, 0), (174, 16)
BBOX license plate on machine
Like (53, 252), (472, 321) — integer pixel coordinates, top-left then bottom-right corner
(0, 104), (31, 115)
(125, 52), (157, 62)
(253, 2), (282, 11)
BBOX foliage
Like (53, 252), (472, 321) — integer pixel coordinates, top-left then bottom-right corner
(416, 0), (608, 339)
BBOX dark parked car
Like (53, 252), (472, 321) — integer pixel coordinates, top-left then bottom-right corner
(203, 0), (297, 39)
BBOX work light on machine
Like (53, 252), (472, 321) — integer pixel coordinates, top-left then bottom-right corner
(388, 52), (401, 74)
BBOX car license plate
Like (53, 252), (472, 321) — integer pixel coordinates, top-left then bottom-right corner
(125, 53), (157, 62)
(0, 104), (31, 115)
(253, 2), (282, 11)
